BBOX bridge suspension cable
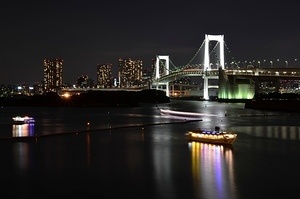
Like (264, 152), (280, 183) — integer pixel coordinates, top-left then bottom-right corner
(210, 41), (221, 67)
(224, 41), (239, 67)
(169, 59), (180, 71)
(187, 40), (205, 65)
(157, 58), (179, 72)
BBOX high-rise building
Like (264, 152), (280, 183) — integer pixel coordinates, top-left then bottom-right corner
(142, 68), (152, 89)
(118, 58), (143, 88)
(97, 63), (113, 88)
(43, 58), (63, 92)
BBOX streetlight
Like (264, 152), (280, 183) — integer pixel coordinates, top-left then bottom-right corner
(270, 61), (273, 67)
(285, 61), (288, 68)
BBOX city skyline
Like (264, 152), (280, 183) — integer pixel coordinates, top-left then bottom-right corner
(1, 1), (299, 85)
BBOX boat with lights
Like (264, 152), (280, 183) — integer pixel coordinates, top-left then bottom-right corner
(187, 126), (237, 145)
(12, 116), (35, 124)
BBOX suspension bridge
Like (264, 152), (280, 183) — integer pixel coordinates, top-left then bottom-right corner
(152, 34), (300, 100)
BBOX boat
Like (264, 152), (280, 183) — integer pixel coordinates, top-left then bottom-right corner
(187, 126), (237, 145)
(12, 116), (35, 124)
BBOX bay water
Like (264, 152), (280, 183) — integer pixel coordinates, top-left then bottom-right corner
(0, 100), (299, 198)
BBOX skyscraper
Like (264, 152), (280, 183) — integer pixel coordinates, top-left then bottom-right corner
(118, 58), (143, 88)
(97, 63), (113, 88)
(43, 58), (63, 92)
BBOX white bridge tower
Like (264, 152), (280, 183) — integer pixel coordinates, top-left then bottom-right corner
(155, 55), (170, 97)
(203, 34), (225, 100)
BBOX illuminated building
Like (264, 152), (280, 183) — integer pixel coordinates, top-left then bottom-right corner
(43, 58), (63, 92)
(118, 58), (143, 88)
(97, 63), (113, 88)
(142, 68), (152, 88)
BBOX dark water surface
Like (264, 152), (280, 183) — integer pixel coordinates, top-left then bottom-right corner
(0, 100), (300, 199)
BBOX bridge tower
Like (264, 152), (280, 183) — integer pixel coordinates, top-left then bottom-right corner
(203, 34), (225, 100)
(155, 55), (170, 97)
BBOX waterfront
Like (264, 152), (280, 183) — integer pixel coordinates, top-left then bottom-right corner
(1, 100), (300, 198)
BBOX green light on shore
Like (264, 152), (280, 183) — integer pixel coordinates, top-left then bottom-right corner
(219, 84), (254, 99)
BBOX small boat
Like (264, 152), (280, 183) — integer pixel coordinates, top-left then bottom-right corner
(187, 126), (237, 145)
(12, 116), (35, 124)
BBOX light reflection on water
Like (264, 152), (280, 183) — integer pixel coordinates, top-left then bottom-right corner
(12, 123), (35, 137)
(188, 142), (237, 199)
(231, 126), (300, 140)
(13, 142), (32, 172)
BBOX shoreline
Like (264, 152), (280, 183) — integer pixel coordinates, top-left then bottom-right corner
(244, 99), (300, 112)
(0, 119), (202, 141)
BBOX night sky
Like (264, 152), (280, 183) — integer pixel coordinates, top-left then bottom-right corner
(1, 1), (299, 85)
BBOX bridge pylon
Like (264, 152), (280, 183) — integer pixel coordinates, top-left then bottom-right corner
(203, 34), (224, 100)
(204, 34), (225, 70)
(154, 55), (170, 97)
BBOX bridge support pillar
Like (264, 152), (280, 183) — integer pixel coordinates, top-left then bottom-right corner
(254, 77), (260, 96)
(203, 77), (209, 100)
(180, 85), (182, 97)
(166, 82), (169, 97)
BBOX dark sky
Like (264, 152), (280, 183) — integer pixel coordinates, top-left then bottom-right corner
(1, 1), (299, 85)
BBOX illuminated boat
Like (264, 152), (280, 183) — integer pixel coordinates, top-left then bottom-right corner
(12, 116), (35, 124)
(187, 126), (237, 145)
